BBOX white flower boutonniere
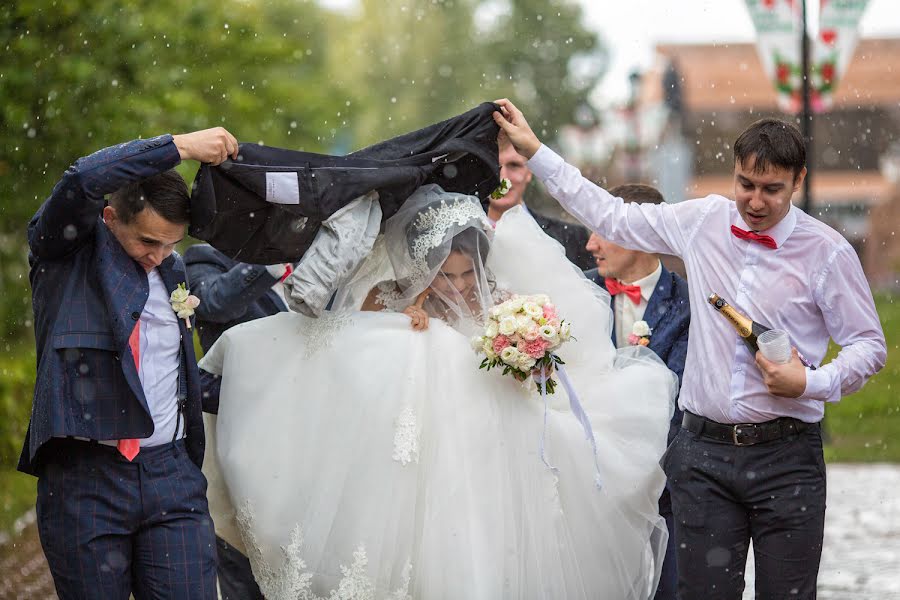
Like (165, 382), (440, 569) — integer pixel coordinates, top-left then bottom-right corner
(170, 283), (200, 329)
(628, 320), (652, 347)
(489, 178), (512, 200)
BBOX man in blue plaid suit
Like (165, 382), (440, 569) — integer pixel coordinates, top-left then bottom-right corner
(21, 127), (238, 599)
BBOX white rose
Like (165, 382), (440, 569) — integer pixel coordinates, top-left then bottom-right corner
(500, 346), (520, 365)
(522, 302), (542, 318)
(470, 336), (484, 353)
(632, 320), (651, 337)
(499, 316), (518, 336)
(170, 287), (189, 304)
(484, 320), (499, 338)
(176, 307), (194, 319)
(539, 325), (558, 343)
(517, 355), (536, 371)
(508, 296), (524, 312)
(515, 314), (532, 334)
(533, 294), (551, 306)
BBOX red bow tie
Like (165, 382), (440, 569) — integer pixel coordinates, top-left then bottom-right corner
(605, 278), (642, 304)
(731, 225), (777, 249)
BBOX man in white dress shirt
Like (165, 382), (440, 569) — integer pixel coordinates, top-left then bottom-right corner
(493, 98), (886, 598)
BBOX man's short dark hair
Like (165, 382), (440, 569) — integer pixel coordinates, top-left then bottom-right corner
(609, 183), (665, 205)
(109, 169), (190, 224)
(733, 118), (806, 181)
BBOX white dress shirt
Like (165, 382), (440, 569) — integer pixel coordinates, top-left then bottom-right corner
(612, 261), (661, 349)
(137, 268), (184, 446)
(530, 144), (886, 424)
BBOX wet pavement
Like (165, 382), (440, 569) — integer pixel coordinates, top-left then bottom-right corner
(2, 464), (899, 599)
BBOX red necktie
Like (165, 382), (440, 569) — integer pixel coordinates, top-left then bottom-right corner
(605, 278), (642, 305)
(117, 320), (141, 461)
(280, 263), (293, 283)
(731, 225), (777, 249)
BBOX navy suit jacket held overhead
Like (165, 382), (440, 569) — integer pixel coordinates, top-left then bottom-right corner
(585, 264), (690, 444)
(185, 243), (289, 413)
(20, 135), (205, 475)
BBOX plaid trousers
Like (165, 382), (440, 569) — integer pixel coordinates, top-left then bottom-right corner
(36, 439), (217, 599)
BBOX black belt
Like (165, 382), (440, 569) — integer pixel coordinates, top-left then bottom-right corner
(682, 411), (812, 446)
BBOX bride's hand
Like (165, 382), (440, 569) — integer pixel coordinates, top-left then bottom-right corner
(403, 289), (431, 331)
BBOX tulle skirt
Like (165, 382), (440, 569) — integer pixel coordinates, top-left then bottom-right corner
(200, 207), (677, 599)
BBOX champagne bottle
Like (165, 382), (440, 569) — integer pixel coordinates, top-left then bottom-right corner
(707, 293), (817, 370)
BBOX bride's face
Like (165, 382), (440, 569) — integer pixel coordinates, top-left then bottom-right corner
(432, 250), (477, 297)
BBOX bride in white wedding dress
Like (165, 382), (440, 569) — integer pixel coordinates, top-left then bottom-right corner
(199, 184), (677, 599)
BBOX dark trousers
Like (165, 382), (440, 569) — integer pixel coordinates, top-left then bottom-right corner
(36, 439), (217, 600)
(216, 536), (264, 600)
(654, 488), (678, 600)
(663, 421), (826, 599)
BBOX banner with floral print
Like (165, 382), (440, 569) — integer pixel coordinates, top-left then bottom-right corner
(743, 0), (870, 113)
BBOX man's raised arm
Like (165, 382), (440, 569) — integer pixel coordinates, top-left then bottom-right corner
(492, 98), (709, 259)
(28, 127), (238, 261)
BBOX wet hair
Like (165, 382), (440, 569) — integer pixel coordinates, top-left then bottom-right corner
(109, 169), (190, 225)
(733, 118), (806, 181)
(608, 183), (665, 205)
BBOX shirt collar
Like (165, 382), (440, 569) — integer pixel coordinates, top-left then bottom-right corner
(622, 260), (662, 303)
(733, 203), (798, 248)
(487, 202), (530, 228)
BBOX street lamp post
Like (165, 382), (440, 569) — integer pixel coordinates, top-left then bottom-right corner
(800, 0), (814, 214)
(625, 70), (643, 182)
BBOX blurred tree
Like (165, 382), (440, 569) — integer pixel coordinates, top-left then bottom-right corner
(479, 0), (606, 139)
(0, 0), (340, 338)
(326, 0), (604, 148)
(0, 0), (605, 343)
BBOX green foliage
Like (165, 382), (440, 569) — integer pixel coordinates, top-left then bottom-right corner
(0, 342), (34, 469)
(824, 295), (900, 463)
(0, 0), (603, 345)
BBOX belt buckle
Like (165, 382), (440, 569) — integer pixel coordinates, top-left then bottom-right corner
(732, 424), (755, 446)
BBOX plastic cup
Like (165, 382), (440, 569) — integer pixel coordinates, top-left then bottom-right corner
(757, 329), (791, 364)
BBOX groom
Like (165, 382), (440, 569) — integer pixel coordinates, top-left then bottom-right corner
(22, 127), (238, 598)
(583, 183), (689, 600)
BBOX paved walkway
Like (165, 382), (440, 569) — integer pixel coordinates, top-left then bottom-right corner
(2, 464), (899, 599)
(743, 463), (900, 599)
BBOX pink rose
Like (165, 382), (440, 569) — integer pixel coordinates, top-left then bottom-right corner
(492, 335), (511, 354)
(548, 318), (561, 329)
(523, 325), (541, 342)
(627, 333), (641, 346)
(542, 304), (558, 320)
(185, 295), (201, 309)
(524, 338), (549, 359)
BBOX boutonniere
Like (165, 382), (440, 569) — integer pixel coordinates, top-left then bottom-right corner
(627, 320), (652, 347)
(170, 283), (200, 329)
(489, 178), (512, 200)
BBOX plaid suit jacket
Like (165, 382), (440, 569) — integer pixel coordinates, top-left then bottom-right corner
(19, 135), (205, 474)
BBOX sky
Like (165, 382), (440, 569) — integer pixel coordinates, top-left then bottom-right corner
(584, 0), (900, 104)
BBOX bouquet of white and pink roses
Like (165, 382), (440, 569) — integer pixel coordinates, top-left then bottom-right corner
(472, 294), (572, 394)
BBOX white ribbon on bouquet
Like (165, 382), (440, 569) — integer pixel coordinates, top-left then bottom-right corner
(537, 361), (603, 490)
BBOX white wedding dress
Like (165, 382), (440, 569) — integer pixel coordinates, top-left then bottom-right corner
(200, 199), (677, 600)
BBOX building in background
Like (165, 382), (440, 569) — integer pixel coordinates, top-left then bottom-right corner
(619, 38), (900, 285)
